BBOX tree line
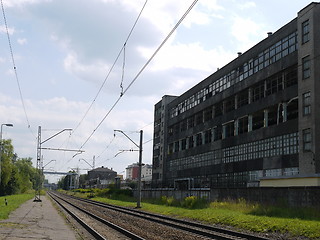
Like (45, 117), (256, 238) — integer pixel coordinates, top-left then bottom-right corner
(0, 139), (38, 196)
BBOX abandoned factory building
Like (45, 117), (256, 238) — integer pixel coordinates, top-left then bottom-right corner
(152, 2), (320, 189)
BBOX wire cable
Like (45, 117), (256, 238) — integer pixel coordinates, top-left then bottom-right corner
(95, 135), (116, 161)
(74, 0), (199, 154)
(71, 0), (148, 135)
(120, 43), (126, 97)
(1, 0), (34, 136)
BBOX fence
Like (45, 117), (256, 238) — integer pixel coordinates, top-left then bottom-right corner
(139, 187), (320, 207)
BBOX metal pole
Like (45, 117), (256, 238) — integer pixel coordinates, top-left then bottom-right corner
(34, 126), (42, 202)
(114, 129), (143, 208)
(34, 126), (73, 202)
(137, 130), (143, 208)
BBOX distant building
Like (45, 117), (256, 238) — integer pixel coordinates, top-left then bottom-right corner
(152, 3), (320, 189)
(117, 174), (124, 180)
(141, 164), (153, 181)
(87, 166), (117, 187)
(126, 163), (153, 181)
(126, 163), (139, 180)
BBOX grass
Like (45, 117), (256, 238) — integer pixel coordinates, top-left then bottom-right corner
(0, 192), (34, 220)
(61, 190), (320, 239)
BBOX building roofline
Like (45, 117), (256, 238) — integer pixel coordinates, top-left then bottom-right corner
(167, 16), (298, 107)
(298, 2), (320, 15)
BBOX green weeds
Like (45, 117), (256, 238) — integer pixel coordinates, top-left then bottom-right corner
(0, 193), (33, 220)
(61, 190), (320, 239)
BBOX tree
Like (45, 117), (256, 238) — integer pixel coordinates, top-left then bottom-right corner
(15, 158), (36, 193)
(0, 140), (36, 196)
(0, 139), (15, 195)
(79, 174), (88, 188)
(58, 174), (70, 190)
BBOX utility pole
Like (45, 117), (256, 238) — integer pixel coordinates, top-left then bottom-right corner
(34, 126), (42, 202)
(137, 130), (143, 208)
(114, 129), (143, 208)
(34, 126), (83, 202)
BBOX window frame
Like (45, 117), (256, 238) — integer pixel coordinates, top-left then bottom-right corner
(302, 91), (311, 116)
(302, 20), (310, 44)
(303, 128), (312, 152)
(302, 56), (311, 79)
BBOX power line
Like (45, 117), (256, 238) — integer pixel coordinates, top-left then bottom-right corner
(139, 121), (154, 130)
(1, 0), (34, 136)
(120, 43), (126, 97)
(143, 139), (153, 145)
(95, 135), (116, 161)
(71, 0), (148, 135)
(74, 0), (199, 154)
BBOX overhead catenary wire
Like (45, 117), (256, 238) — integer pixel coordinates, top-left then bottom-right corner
(95, 135), (116, 161)
(74, 0), (199, 155)
(120, 43), (126, 97)
(71, 0), (148, 135)
(1, 0), (34, 137)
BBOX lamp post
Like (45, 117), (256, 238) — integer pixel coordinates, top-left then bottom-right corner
(114, 129), (143, 208)
(0, 123), (13, 185)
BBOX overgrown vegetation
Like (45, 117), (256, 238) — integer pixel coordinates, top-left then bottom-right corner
(62, 190), (320, 239)
(156, 195), (209, 209)
(0, 192), (34, 220)
(0, 139), (38, 196)
(69, 187), (134, 201)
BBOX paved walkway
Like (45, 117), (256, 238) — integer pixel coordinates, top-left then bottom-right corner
(0, 194), (78, 240)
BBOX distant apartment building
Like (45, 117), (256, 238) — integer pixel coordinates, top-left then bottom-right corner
(152, 3), (320, 189)
(141, 164), (153, 181)
(126, 163), (153, 181)
(126, 163), (139, 180)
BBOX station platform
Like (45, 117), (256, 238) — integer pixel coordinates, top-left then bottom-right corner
(0, 194), (78, 240)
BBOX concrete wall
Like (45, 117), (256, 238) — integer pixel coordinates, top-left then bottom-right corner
(140, 187), (320, 207)
(260, 175), (320, 187)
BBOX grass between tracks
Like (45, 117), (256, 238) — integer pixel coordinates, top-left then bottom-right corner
(62, 189), (320, 239)
(0, 192), (34, 220)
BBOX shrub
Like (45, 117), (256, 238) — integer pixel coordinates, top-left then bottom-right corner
(160, 196), (178, 206)
(181, 196), (208, 209)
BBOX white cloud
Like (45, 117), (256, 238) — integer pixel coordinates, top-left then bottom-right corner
(3, 0), (51, 8)
(63, 53), (111, 85)
(17, 38), (27, 45)
(182, 9), (211, 28)
(199, 0), (223, 11)
(119, 0), (219, 34)
(238, 1), (256, 10)
(0, 25), (15, 35)
(138, 41), (234, 73)
(230, 15), (267, 51)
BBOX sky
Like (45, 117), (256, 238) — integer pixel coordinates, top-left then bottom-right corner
(0, 0), (315, 182)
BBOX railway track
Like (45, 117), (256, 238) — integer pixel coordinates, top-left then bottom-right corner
(48, 191), (143, 240)
(48, 191), (271, 240)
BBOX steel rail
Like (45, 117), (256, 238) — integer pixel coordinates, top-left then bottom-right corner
(55, 191), (270, 240)
(48, 191), (106, 240)
(48, 191), (145, 240)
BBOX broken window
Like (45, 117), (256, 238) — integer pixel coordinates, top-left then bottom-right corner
(238, 117), (248, 134)
(252, 111), (264, 130)
(204, 129), (212, 144)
